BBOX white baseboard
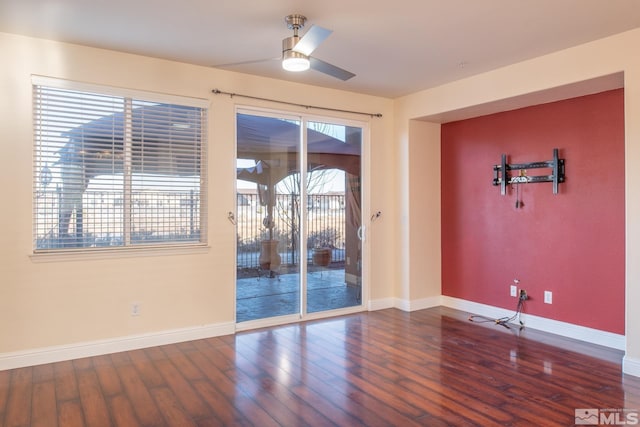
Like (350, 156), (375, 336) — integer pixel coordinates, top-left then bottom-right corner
(441, 296), (626, 351)
(369, 296), (441, 312)
(623, 356), (640, 377)
(368, 297), (395, 311)
(400, 296), (443, 312)
(1, 297), (628, 371)
(0, 321), (235, 371)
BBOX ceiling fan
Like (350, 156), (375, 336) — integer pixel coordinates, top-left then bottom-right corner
(281, 14), (355, 81)
(213, 14), (355, 81)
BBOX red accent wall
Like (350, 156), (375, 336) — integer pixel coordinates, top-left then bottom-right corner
(441, 89), (625, 334)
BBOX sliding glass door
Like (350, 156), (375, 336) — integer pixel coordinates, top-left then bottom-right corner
(235, 112), (301, 322)
(235, 111), (364, 323)
(305, 120), (362, 314)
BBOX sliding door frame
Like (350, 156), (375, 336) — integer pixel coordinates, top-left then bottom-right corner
(234, 105), (371, 330)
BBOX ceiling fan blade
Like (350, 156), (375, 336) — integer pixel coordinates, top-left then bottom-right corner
(310, 57), (356, 81)
(211, 57), (279, 68)
(293, 25), (332, 56)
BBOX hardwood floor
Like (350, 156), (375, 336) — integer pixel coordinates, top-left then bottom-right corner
(1, 307), (639, 426)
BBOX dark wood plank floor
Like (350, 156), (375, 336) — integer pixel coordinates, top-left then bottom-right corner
(1, 307), (639, 426)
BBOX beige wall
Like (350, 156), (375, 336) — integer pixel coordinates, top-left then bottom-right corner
(0, 32), (395, 357)
(394, 28), (640, 374)
(396, 119), (441, 306)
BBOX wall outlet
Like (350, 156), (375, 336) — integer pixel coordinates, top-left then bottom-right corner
(544, 291), (553, 304)
(510, 285), (517, 297)
(131, 302), (141, 316)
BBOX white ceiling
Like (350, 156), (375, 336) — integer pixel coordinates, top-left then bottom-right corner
(1, 0), (640, 99)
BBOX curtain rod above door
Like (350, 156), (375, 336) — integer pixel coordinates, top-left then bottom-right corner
(211, 89), (383, 118)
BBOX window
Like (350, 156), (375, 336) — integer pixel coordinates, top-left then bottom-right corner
(33, 77), (208, 252)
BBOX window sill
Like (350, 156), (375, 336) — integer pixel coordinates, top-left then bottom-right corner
(29, 244), (210, 263)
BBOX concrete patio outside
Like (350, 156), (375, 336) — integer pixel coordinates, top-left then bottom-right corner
(236, 268), (361, 322)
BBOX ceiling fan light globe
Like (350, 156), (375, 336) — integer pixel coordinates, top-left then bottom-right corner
(283, 57), (310, 72)
(282, 51), (310, 72)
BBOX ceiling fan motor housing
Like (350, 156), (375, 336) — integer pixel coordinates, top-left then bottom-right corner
(282, 35), (301, 55)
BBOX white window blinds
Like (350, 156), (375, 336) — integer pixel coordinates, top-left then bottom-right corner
(33, 79), (208, 251)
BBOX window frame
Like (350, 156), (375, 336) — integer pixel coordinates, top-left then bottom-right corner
(31, 76), (210, 258)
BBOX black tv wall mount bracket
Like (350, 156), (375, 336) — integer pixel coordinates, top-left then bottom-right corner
(492, 148), (565, 195)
